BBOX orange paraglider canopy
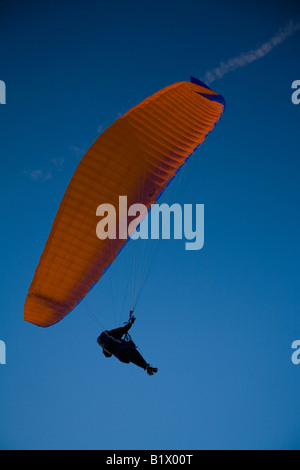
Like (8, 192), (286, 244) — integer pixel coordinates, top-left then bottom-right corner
(24, 77), (225, 327)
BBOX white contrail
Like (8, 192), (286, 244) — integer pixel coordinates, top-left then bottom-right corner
(202, 20), (300, 85)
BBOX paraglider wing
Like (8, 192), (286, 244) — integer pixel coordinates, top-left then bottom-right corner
(24, 77), (225, 327)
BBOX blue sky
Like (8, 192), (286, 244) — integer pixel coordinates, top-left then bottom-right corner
(1, 0), (300, 450)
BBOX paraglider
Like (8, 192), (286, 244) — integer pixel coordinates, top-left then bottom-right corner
(97, 312), (158, 376)
(24, 77), (225, 328)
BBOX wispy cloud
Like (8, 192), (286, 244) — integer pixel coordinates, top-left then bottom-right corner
(23, 169), (52, 181)
(202, 20), (300, 85)
(23, 158), (65, 182)
(51, 157), (65, 171)
(70, 145), (86, 160)
(24, 146), (85, 182)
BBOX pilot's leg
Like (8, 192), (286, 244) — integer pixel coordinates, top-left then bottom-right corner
(130, 350), (148, 370)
